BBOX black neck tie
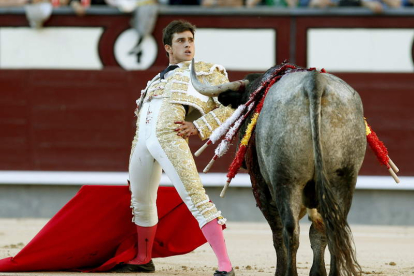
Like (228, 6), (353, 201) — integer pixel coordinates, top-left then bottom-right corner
(160, 65), (179, 79)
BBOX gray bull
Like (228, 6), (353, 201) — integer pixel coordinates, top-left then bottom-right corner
(191, 62), (367, 276)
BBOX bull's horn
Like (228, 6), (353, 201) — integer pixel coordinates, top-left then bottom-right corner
(190, 59), (249, 97)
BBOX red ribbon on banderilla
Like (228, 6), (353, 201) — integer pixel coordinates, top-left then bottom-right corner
(364, 118), (400, 183)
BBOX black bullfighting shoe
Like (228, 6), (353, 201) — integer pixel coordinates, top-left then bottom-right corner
(214, 269), (235, 276)
(110, 260), (155, 273)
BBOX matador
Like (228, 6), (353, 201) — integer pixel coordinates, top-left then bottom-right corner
(111, 20), (236, 276)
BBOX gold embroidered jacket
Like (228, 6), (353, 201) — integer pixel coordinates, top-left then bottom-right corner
(136, 60), (234, 140)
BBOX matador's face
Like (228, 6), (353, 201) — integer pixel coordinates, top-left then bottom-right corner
(165, 31), (195, 64)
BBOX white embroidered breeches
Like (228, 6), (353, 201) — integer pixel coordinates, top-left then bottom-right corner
(129, 97), (224, 228)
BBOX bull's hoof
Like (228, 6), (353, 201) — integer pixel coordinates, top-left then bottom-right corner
(214, 268), (235, 276)
(110, 260), (155, 273)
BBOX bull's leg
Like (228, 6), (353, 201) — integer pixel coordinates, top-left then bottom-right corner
(304, 183), (328, 276)
(309, 221), (328, 276)
(259, 200), (288, 276)
(270, 204), (287, 276)
(274, 184), (302, 276)
(246, 138), (287, 276)
(250, 174), (287, 276)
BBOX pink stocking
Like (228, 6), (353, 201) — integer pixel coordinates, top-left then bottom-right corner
(127, 224), (157, 265)
(201, 220), (232, 272)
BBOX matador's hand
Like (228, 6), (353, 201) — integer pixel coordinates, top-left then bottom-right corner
(174, 121), (199, 138)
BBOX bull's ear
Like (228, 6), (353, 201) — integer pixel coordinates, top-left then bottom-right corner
(218, 90), (244, 108)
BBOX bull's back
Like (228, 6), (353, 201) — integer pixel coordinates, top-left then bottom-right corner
(255, 71), (366, 185)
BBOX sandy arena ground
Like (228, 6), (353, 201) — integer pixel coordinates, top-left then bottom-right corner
(0, 219), (413, 276)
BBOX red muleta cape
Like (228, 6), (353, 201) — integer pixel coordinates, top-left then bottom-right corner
(0, 185), (206, 272)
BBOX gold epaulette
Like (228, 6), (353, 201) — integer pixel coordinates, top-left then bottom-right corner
(179, 61), (228, 78)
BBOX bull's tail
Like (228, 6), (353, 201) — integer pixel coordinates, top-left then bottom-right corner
(307, 71), (362, 276)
